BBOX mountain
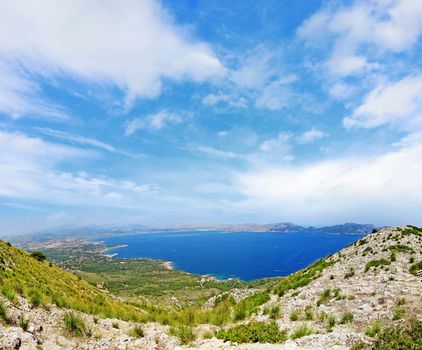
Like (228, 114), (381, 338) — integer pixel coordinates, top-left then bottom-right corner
(1, 225), (421, 349)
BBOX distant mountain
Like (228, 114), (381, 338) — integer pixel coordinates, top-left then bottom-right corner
(307, 223), (376, 234)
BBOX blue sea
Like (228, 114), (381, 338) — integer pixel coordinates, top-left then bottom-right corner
(100, 230), (364, 281)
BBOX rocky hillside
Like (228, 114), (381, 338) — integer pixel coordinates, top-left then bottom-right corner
(1, 226), (421, 349)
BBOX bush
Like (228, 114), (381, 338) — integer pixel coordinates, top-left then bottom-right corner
(29, 289), (43, 307)
(233, 293), (270, 321)
(263, 305), (280, 320)
(317, 289), (331, 306)
(30, 251), (47, 262)
(217, 321), (287, 344)
(170, 325), (196, 345)
(63, 312), (87, 336)
(129, 324), (144, 338)
(291, 324), (313, 339)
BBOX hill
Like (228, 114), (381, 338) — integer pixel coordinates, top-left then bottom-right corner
(0, 226), (421, 349)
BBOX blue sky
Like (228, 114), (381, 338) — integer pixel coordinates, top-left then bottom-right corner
(1, 0), (422, 234)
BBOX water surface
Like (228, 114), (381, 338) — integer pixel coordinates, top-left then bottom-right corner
(101, 230), (363, 280)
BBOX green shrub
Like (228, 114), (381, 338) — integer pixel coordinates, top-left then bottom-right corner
(340, 311), (354, 324)
(365, 320), (382, 337)
(129, 324), (144, 338)
(365, 259), (390, 272)
(1, 283), (17, 303)
(170, 325), (196, 345)
(263, 305), (280, 320)
(291, 324), (313, 339)
(304, 307), (313, 320)
(63, 312), (86, 336)
(409, 261), (422, 275)
(372, 318), (422, 350)
(217, 321), (287, 344)
(30, 251), (47, 262)
(233, 293), (270, 321)
(317, 289), (331, 306)
(388, 245), (415, 254)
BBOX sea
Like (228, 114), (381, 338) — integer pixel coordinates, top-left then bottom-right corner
(100, 230), (364, 281)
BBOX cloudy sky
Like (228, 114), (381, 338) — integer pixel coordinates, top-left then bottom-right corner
(1, 0), (422, 234)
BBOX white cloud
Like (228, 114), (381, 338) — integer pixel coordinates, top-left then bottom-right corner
(0, 0), (223, 110)
(296, 129), (327, 144)
(298, 0), (422, 77)
(125, 111), (182, 135)
(0, 131), (157, 206)
(344, 75), (422, 129)
(201, 93), (247, 109)
(0, 63), (67, 120)
(36, 128), (119, 153)
(191, 146), (240, 159)
(234, 143), (422, 224)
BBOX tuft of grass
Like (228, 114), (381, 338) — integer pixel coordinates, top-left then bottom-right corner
(304, 306), (313, 320)
(112, 321), (119, 329)
(29, 289), (43, 307)
(388, 245), (415, 254)
(217, 321), (287, 344)
(19, 315), (30, 331)
(63, 312), (86, 336)
(409, 261), (422, 275)
(340, 311), (354, 324)
(0, 301), (10, 324)
(365, 320), (382, 337)
(365, 259), (390, 272)
(317, 289), (331, 306)
(327, 315), (336, 331)
(129, 324), (144, 338)
(392, 307), (405, 320)
(344, 268), (355, 279)
(289, 309), (301, 321)
(170, 325), (196, 345)
(1, 283), (17, 303)
(291, 324), (313, 339)
(263, 305), (280, 320)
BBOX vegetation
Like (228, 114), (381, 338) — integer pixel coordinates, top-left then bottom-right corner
(19, 315), (30, 331)
(372, 318), (422, 350)
(274, 258), (333, 296)
(0, 301), (9, 324)
(169, 325), (196, 345)
(217, 322), (287, 344)
(291, 324), (313, 339)
(0, 240), (144, 321)
(388, 245), (415, 254)
(30, 251), (47, 262)
(409, 261), (422, 275)
(129, 324), (144, 338)
(289, 309), (301, 321)
(263, 305), (280, 320)
(365, 259), (391, 272)
(327, 314), (336, 331)
(340, 311), (354, 324)
(365, 320), (382, 337)
(63, 312), (87, 336)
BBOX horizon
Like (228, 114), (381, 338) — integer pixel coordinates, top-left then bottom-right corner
(2, 0), (422, 234)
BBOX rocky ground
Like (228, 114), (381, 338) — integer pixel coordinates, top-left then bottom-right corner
(1, 226), (421, 349)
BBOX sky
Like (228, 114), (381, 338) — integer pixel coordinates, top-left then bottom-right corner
(1, 0), (422, 235)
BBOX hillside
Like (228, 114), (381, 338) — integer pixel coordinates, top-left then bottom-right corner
(0, 226), (421, 349)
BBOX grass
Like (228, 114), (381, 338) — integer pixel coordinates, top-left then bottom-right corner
(409, 261), (422, 275)
(373, 318), (422, 350)
(217, 321), (287, 344)
(388, 245), (415, 254)
(129, 324), (144, 337)
(327, 314), (336, 331)
(0, 240), (146, 321)
(273, 258), (334, 296)
(304, 306), (314, 320)
(289, 309), (301, 321)
(0, 301), (9, 324)
(263, 305), (280, 320)
(291, 324), (313, 339)
(392, 307), (405, 320)
(344, 268), (355, 279)
(169, 325), (196, 345)
(365, 259), (391, 272)
(365, 320), (382, 337)
(19, 315), (30, 331)
(317, 288), (332, 306)
(340, 311), (354, 324)
(63, 312), (87, 336)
